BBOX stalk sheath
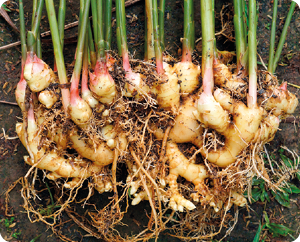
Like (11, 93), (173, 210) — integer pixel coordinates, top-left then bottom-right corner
(116, 0), (130, 71)
(267, 0), (278, 74)
(91, 0), (98, 47)
(233, 0), (247, 70)
(27, 0), (44, 53)
(182, 0), (194, 62)
(19, 0), (27, 62)
(97, 0), (105, 59)
(104, 0), (113, 50)
(272, 2), (296, 73)
(247, 0), (257, 108)
(45, 0), (70, 112)
(145, 0), (155, 60)
(158, 0), (165, 50)
(201, 0), (214, 93)
(152, 0), (164, 74)
(58, 0), (66, 48)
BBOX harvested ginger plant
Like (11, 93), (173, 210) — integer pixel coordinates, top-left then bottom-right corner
(12, 0), (299, 241)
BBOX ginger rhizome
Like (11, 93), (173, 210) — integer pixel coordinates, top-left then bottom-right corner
(14, 0), (299, 241)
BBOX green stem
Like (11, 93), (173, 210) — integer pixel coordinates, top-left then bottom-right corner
(212, 0), (217, 57)
(97, 0), (105, 59)
(182, 0), (194, 62)
(201, 0), (214, 93)
(72, 0), (91, 87)
(158, 0), (165, 51)
(272, 2), (296, 73)
(116, 0), (130, 71)
(45, 0), (70, 112)
(152, 0), (163, 74)
(19, 0), (27, 63)
(36, 29), (42, 58)
(27, 0), (44, 53)
(88, 20), (97, 68)
(241, 0), (247, 41)
(145, 0), (155, 60)
(91, 0), (98, 48)
(234, 0), (246, 70)
(104, 0), (112, 50)
(58, 0), (66, 48)
(248, 0), (257, 108)
(267, 0), (278, 74)
(31, 0), (37, 26)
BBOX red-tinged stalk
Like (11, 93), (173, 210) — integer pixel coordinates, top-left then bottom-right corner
(24, 0), (50, 92)
(104, 0), (116, 71)
(152, 0), (164, 74)
(45, 0), (70, 113)
(173, 0), (200, 95)
(15, 0), (27, 111)
(69, 0), (92, 127)
(116, 0), (131, 72)
(89, 0), (116, 104)
(82, 31), (99, 108)
(247, 0), (257, 108)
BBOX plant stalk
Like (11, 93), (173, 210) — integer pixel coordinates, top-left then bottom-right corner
(152, 0), (164, 74)
(45, 0), (70, 112)
(272, 1), (296, 74)
(104, 0), (113, 50)
(27, 0), (44, 53)
(116, 0), (130, 71)
(267, 0), (278, 75)
(71, 0), (91, 100)
(247, 0), (257, 108)
(145, 0), (155, 60)
(201, 0), (214, 93)
(158, 0), (166, 51)
(58, 0), (66, 48)
(234, 0), (247, 71)
(19, 0), (27, 63)
(88, 20), (97, 69)
(91, 0), (98, 48)
(97, 0), (105, 59)
(182, 0), (194, 62)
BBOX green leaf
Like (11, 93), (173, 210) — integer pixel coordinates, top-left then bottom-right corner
(128, 187), (132, 199)
(279, 153), (292, 168)
(251, 188), (262, 202)
(1, 4), (11, 12)
(296, 172), (300, 181)
(30, 234), (42, 242)
(271, 190), (290, 207)
(287, 183), (300, 194)
(266, 223), (294, 237)
(263, 211), (270, 224)
(12, 231), (21, 239)
(252, 177), (264, 186)
(253, 222), (266, 242)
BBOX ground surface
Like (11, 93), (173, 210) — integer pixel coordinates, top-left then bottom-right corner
(0, 0), (299, 241)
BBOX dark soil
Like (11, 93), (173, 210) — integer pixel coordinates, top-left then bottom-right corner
(0, 0), (299, 241)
